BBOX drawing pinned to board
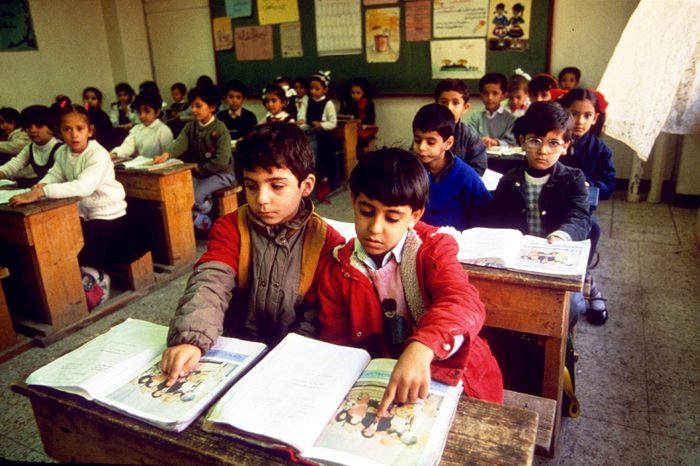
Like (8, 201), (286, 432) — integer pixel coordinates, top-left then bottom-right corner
(365, 7), (400, 63)
(225, 0), (252, 18)
(487, 0), (531, 51)
(0, 0), (37, 51)
(213, 17), (234, 51)
(405, 1), (431, 42)
(363, 0), (398, 4)
(234, 25), (274, 60)
(433, 0), (488, 39)
(280, 22), (303, 58)
(257, 0), (299, 25)
(430, 39), (485, 79)
(315, 0), (362, 56)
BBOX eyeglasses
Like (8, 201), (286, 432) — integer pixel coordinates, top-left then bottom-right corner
(524, 137), (566, 152)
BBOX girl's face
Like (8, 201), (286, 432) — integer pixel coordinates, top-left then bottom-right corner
(559, 73), (579, 90)
(263, 92), (285, 115)
(350, 86), (364, 102)
(171, 88), (185, 103)
(60, 112), (93, 153)
(25, 124), (54, 145)
(309, 80), (327, 100)
(83, 91), (101, 109)
(568, 99), (598, 137)
(117, 91), (133, 106)
(0, 117), (16, 135)
(294, 82), (307, 98)
(137, 105), (160, 127)
(509, 89), (528, 109)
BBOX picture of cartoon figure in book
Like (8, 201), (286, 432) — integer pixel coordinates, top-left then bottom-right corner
(516, 244), (580, 269)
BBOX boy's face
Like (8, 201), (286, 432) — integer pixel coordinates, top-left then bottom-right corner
(263, 93), (285, 115)
(352, 193), (423, 264)
(137, 105), (160, 126)
(521, 130), (570, 171)
(559, 73), (579, 90)
(25, 124), (53, 144)
(480, 83), (506, 112)
(412, 129), (453, 172)
(243, 166), (314, 225)
(190, 97), (215, 122)
(0, 117), (16, 134)
(509, 89), (528, 109)
(530, 90), (551, 103)
(225, 90), (245, 112)
(437, 90), (469, 122)
(568, 99), (598, 137)
(171, 88), (184, 103)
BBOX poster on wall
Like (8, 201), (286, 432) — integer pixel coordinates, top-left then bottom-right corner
(234, 25), (274, 60)
(405, 1), (431, 42)
(257, 0), (299, 25)
(280, 22), (303, 58)
(365, 7), (400, 63)
(315, 0), (362, 56)
(487, 0), (531, 51)
(225, 0), (252, 18)
(0, 0), (37, 52)
(213, 17), (234, 51)
(430, 39), (485, 79)
(433, 0), (488, 38)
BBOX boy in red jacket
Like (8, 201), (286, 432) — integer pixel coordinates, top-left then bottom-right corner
(318, 148), (503, 413)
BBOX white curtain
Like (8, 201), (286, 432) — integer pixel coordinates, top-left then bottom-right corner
(598, 0), (700, 162)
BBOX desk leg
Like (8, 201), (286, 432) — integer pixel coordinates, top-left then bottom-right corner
(159, 172), (196, 268)
(542, 293), (570, 454)
(0, 283), (17, 350)
(342, 122), (358, 180)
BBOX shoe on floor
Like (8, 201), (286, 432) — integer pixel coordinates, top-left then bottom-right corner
(586, 296), (608, 325)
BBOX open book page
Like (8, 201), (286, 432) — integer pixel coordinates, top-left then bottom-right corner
(0, 179), (17, 187)
(25, 319), (167, 400)
(480, 168), (503, 191)
(0, 188), (29, 204)
(97, 337), (267, 431)
(205, 333), (371, 453)
(306, 359), (462, 466)
(455, 228), (524, 267)
(116, 155), (183, 171)
(511, 236), (591, 278)
(323, 217), (356, 242)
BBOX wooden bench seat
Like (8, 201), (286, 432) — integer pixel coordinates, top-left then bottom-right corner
(503, 389), (557, 457)
(212, 185), (243, 218)
(104, 251), (155, 292)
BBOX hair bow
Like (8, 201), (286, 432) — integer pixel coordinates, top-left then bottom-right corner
(589, 88), (609, 114)
(313, 70), (331, 86)
(513, 68), (532, 81)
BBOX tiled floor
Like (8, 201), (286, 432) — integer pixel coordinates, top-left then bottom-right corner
(1, 189), (698, 465)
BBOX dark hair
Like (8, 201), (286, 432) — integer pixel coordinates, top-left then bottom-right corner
(274, 76), (292, 86)
(187, 85), (221, 107)
(59, 104), (92, 126)
(529, 75), (557, 95)
(132, 92), (164, 113)
(171, 82), (187, 95)
(196, 75), (215, 88)
(262, 83), (287, 102)
(115, 82), (135, 97)
(479, 72), (508, 93)
(349, 147), (429, 211)
(222, 80), (247, 97)
(507, 74), (529, 93)
(558, 67), (581, 82)
(20, 105), (56, 132)
(236, 123), (314, 185)
(346, 77), (373, 99)
(512, 3), (525, 13)
(559, 88), (605, 136)
(139, 81), (160, 96)
(82, 87), (103, 103)
(434, 79), (470, 102)
(0, 107), (21, 126)
(310, 72), (330, 89)
(293, 77), (308, 90)
(513, 101), (573, 142)
(412, 104), (455, 141)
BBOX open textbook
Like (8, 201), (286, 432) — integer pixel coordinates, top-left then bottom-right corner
(115, 155), (183, 171)
(203, 333), (462, 466)
(454, 227), (590, 279)
(25, 318), (267, 432)
(0, 188), (29, 204)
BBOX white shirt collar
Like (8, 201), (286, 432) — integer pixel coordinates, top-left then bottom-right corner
(353, 231), (409, 270)
(485, 106), (505, 119)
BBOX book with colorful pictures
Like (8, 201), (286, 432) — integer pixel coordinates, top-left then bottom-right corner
(203, 333), (462, 466)
(115, 155), (183, 171)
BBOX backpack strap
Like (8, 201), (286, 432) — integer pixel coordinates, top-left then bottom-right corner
(236, 206), (251, 289)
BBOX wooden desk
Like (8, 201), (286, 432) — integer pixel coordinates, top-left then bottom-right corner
(13, 382), (537, 466)
(116, 164), (196, 269)
(331, 119), (360, 180)
(464, 265), (582, 455)
(0, 198), (87, 333)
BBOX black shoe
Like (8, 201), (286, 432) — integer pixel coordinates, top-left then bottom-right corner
(586, 297), (608, 325)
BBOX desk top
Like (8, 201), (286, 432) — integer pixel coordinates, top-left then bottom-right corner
(463, 263), (583, 292)
(116, 162), (197, 177)
(0, 197), (80, 217)
(13, 382), (537, 466)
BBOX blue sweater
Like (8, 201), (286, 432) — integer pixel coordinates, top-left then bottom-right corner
(423, 153), (492, 231)
(560, 132), (616, 199)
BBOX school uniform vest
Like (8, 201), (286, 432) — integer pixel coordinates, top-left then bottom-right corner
(306, 97), (328, 122)
(29, 142), (62, 180)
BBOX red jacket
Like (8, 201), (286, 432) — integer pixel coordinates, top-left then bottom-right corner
(318, 222), (503, 403)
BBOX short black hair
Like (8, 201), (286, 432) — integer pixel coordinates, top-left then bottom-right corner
(293, 77), (308, 90)
(479, 72), (508, 93)
(236, 123), (314, 185)
(171, 82), (187, 94)
(529, 75), (557, 94)
(222, 80), (247, 97)
(507, 74), (529, 93)
(346, 77), (373, 99)
(20, 105), (56, 132)
(513, 101), (573, 142)
(412, 104), (455, 141)
(132, 92), (164, 112)
(0, 107), (21, 125)
(349, 147), (429, 211)
(196, 75), (215, 88)
(139, 81), (160, 96)
(115, 82), (135, 97)
(262, 83), (287, 102)
(434, 79), (470, 102)
(82, 87), (103, 103)
(187, 85), (221, 107)
(558, 67), (581, 82)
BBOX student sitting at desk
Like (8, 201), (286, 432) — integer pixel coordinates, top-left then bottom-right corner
(469, 72), (517, 148)
(339, 77), (378, 153)
(317, 148), (503, 411)
(412, 104), (491, 231)
(109, 92), (173, 160)
(216, 80), (258, 142)
(0, 105), (62, 188)
(160, 123), (344, 386)
(0, 107), (30, 163)
(153, 85), (234, 233)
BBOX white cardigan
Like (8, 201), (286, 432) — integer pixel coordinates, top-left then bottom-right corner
(111, 119), (174, 159)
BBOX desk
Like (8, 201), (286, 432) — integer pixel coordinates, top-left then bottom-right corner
(331, 119), (359, 180)
(116, 164), (196, 269)
(0, 198), (87, 333)
(464, 265), (581, 455)
(13, 382), (537, 466)
(486, 148), (525, 175)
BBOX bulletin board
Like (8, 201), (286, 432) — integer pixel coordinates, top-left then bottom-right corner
(210, 0), (552, 96)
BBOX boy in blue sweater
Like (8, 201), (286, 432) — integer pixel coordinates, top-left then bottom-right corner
(412, 104), (491, 231)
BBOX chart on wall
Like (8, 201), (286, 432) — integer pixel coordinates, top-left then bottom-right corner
(0, 0), (37, 51)
(487, 0), (532, 52)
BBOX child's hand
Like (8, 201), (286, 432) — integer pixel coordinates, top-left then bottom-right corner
(110, 152), (118, 160)
(546, 234), (565, 244)
(311, 121), (322, 128)
(161, 344), (202, 387)
(9, 186), (44, 207)
(378, 341), (434, 417)
(153, 153), (170, 164)
(482, 136), (499, 148)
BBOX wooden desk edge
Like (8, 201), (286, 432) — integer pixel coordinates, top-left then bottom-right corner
(116, 162), (197, 177)
(463, 264), (583, 292)
(0, 197), (81, 216)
